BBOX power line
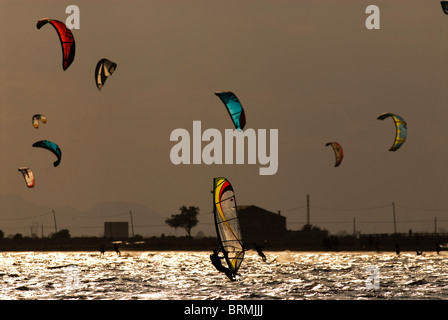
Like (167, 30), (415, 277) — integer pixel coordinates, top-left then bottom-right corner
(281, 205), (307, 212)
(0, 211), (53, 221)
(282, 202), (448, 214)
(395, 204), (448, 212)
(288, 219), (448, 225)
(311, 204), (392, 212)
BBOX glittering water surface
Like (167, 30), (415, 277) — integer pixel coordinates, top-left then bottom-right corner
(0, 250), (447, 300)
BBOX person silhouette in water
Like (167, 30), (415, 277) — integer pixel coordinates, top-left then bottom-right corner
(114, 243), (121, 256)
(253, 243), (267, 262)
(99, 244), (105, 256)
(210, 248), (235, 281)
(395, 243), (400, 255)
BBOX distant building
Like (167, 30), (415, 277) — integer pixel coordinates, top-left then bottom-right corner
(104, 222), (128, 238)
(238, 205), (286, 242)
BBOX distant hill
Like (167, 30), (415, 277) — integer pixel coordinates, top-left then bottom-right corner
(0, 194), (52, 237)
(0, 194), (171, 238)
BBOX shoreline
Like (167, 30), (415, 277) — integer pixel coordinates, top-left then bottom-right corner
(0, 234), (446, 253)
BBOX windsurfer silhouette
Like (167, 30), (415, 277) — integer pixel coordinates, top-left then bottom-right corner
(210, 248), (235, 281)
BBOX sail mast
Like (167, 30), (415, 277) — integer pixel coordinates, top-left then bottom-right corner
(213, 178), (220, 248)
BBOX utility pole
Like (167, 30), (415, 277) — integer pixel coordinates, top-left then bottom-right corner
(392, 202), (397, 234)
(306, 194), (310, 226)
(353, 217), (356, 237)
(130, 210), (135, 238)
(52, 210), (57, 234)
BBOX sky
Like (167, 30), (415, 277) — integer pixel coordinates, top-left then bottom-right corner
(1, 0), (448, 238)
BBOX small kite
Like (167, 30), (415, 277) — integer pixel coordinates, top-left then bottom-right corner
(215, 91), (246, 131)
(36, 18), (76, 71)
(377, 113), (407, 151)
(442, 1), (448, 15)
(95, 58), (117, 90)
(32, 140), (62, 167)
(325, 142), (343, 167)
(18, 167), (35, 188)
(32, 114), (47, 128)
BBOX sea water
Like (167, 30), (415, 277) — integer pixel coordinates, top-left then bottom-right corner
(0, 250), (447, 300)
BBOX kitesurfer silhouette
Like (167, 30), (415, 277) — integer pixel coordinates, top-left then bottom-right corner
(253, 243), (267, 262)
(210, 248), (235, 281)
(114, 243), (121, 256)
(99, 244), (105, 256)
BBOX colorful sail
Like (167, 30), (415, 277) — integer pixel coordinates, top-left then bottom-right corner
(377, 112), (407, 151)
(325, 142), (343, 167)
(32, 114), (47, 128)
(18, 167), (35, 188)
(215, 91), (246, 131)
(213, 177), (244, 275)
(32, 140), (62, 167)
(36, 18), (76, 71)
(95, 58), (117, 90)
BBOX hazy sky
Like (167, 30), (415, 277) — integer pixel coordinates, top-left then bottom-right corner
(1, 1), (448, 237)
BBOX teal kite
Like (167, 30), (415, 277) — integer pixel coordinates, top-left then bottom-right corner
(33, 140), (62, 167)
(215, 91), (246, 131)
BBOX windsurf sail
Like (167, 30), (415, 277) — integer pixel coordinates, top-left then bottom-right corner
(213, 177), (244, 275)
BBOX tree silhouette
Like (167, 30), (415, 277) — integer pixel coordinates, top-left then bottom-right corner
(52, 228), (71, 239)
(165, 206), (199, 237)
